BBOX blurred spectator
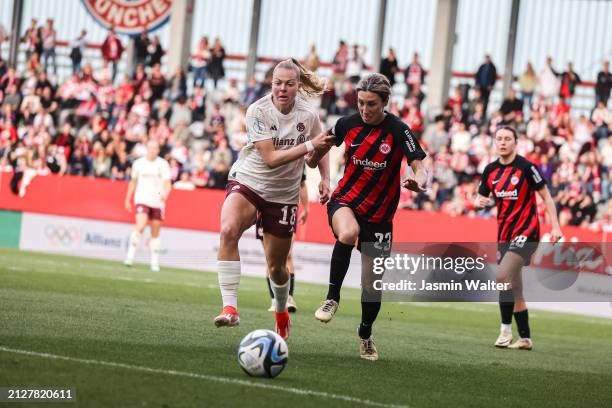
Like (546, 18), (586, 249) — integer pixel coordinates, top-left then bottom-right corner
(450, 122), (471, 153)
(26, 52), (43, 79)
(101, 27), (124, 82)
(404, 52), (426, 97)
(335, 80), (357, 115)
(209, 38), (226, 89)
(346, 44), (366, 83)
(191, 85), (207, 122)
(601, 135), (612, 169)
(68, 147), (89, 176)
(0, 58), (6, 80)
(111, 149), (131, 180)
(3, 84), (22, 110)
(169, 96), (192, 130)
(380, 48), (399, 87)
(1, 65), (20, 91)
(595, 60), (611, 106)
(518, 62), (537, 111)
(167, 67), (188, 102)
(0, 23), (8, 59)
(537, 56), (560, 102)
(402, 103), (423, 136)
(147, 35), (164, 67)
(304, 44), (320, 72)
(445, 86), (463, 113)
(174, 171), (196, 190)
(499, 88), (524, 124)
(321, 79), (338, 115)
(149, 63), (166, 103)
(559, 62), (581, 101)
(41, 19), (57, 75)
(332, 40), (348, 87)
(133, 29), (149, 69)
(21, 19), (41, 61)
(92, 144), (112, 178)
(191, 36), (210, 88)
(69, 30), (87, 74)
(422, 118), (448, 153)
(474, 54), (497, 115)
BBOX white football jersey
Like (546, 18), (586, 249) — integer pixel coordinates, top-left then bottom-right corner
(131, 156), (171, 208)
(229, 94), (322, 204)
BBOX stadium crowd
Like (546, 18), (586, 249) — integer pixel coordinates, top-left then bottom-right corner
(0, 23), (610, 232)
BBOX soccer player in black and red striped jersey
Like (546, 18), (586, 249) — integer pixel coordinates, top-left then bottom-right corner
(309, 73), (427, 360)
(475, 126), (562, 350)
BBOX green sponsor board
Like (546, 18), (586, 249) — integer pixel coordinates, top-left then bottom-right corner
(0, 210), (21, 248)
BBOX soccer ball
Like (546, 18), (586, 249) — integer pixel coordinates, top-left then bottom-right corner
(237, 329), (288, 378)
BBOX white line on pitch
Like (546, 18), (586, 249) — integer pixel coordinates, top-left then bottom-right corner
(0, 346), (407, 408)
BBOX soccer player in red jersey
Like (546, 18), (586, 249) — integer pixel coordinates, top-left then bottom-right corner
(310, 73), (428, 360)
(475, 126), (562, 350)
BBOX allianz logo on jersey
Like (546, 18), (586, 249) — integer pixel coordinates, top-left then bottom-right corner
(495, 189), (518, 199)
(352, 155), (387, 170)
(273, 134), (306, 148)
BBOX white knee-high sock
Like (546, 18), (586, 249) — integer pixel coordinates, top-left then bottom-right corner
(218, 261), (241, 309)
(270, 278), (290, 313)
(150, 238), (160, 267)
(126, 231), (141, 261)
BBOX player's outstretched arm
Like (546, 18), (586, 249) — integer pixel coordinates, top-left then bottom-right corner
(124, 178), (136, 212)
(537, 185), (563, 242)
(316, 151), (331, 204)
(298, 181), (309, 224)
(256, 131), (334, 169)
(162, 179), (172, 202)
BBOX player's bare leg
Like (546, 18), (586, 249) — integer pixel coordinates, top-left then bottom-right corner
(149, 220), (162, 272)
(267, 238), (298, 313)
(509, 267), (532, 350)
(125, 213), (148, 266)
(263, 233), (292, 339)
(315, 207), (359, 322)
(359, 254), (380, 360)
(495, 252), (524, 348)
(214, 193), (257, 327)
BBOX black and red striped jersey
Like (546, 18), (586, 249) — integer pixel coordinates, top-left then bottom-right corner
(478, 155), (546, 243)
(331, 112), (426, 224)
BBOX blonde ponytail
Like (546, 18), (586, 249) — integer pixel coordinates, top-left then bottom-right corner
(274, 58), (325, 97)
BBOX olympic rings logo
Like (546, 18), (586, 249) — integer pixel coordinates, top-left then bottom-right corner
(44, 224), (80, 247)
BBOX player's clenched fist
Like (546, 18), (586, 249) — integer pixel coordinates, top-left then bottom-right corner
(473, 195), (492, 210)
(311, 128), (335, 151)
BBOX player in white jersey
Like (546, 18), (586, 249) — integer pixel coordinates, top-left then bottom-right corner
(214, 58), (335, 339)
(124, 140), (172, 272)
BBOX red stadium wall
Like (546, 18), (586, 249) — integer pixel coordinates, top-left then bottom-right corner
(0, 174), (605, 243)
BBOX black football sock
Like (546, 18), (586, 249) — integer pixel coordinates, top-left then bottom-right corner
(325, 241), (354, 302)
(513, 309), (531, 339)
(266, 277), (274, 299)
(499, 289), (515, 325)
(289, 273), (295, 296)
(359, 303), (381, 339)
(359, 288), (382, 339)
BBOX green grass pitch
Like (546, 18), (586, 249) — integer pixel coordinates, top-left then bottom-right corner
(1, 248), (611, 407)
